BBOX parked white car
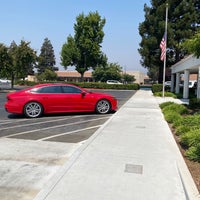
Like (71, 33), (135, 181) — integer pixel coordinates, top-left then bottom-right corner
(189, 80), (197, 88)
(164, 81), (171, 87)
(106, 80), (123, 84)
(0, 79), (11, 89)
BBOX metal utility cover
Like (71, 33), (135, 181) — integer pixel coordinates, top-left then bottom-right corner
(125, 164), (143, 174)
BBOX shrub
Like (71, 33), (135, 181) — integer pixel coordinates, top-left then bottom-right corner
(162, 104), (188, 115)
(180, 114), (200, 127)
(154, 92), (177, 98)
(176, 125), (191, 136)
(180, 129), (200, 148)
(172, 114), (200, 131)
(172, 117), (185, 129)
(160, 99), (200, 163)
(186, 144), (200, 162)
(164, 111), (182, 124)
(152, 84), (163, 93)
(71, 82), (140, 90)
(159, 102), (175, 109)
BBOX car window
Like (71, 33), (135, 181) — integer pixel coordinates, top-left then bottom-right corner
(62, 86), (82, 94)
(33, 86), (62, 93)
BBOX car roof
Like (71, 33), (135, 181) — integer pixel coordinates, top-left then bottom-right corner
(33, 83), (78, 88)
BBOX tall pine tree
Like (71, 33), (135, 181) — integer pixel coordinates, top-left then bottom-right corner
(37, 38), (56, 74)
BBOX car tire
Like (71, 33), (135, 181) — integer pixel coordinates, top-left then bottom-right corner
(96, 99), (111, 114)
(24, 102), (43, 118)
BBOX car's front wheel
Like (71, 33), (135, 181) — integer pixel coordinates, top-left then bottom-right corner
(96, 99), (111, 114)
(24, 102), (43, 118)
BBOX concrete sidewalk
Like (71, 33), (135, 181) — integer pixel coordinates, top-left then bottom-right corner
(34, 89), (200, 200)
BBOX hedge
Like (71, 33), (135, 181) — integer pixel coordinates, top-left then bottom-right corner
(160, 102), (200, 162)
(16, 80), (140, 90)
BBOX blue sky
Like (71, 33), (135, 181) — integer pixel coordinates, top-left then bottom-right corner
(0, 0), (150, 73)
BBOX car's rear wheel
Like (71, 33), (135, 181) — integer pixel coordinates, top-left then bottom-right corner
(96, 99), (111, 114)
(24, 102), (43, 118)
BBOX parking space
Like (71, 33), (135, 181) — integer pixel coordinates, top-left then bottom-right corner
(0, 114), (110, 142)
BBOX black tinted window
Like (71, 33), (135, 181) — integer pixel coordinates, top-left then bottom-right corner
(34, 86), (62, 93)
(62, 86), (81, 94)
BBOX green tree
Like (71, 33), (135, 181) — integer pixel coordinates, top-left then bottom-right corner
(138, 0), (200, 82)
(61, 11), (106, 81)
(38, 38), (56, 74)
(92, 63), (122, 82)
(36, 69), (57, 81)
(0, 43), (12, 79)
(16, 40), (37, 80)
(122, 73), (136, 84)
(147, 66), (159, 83)
(183, 30), (200, 57)
(9, 40), (37, 87)
(0, 41), (37, 88)
(8, 41), (18, 88)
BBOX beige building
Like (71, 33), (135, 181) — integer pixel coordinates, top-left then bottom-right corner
(124, 71), (147, 84)
(26, 70), (147, 84)
(56, 71), (93, 82)
(56, 70), (147, 84)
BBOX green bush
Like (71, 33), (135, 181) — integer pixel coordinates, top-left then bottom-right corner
(162, 104), (188, 115)
(159, 102), (175, 109)
(160, 102), (200, 162)
(72, 82), (140, 90)
(176, 125), (191, 136)
(180, 129), (200, 148)
(177, 125), (200, 136)
(154, 92), (177, 98)
(173, 114), (200, 132)
(152, 84), (163, 93)
(164, 111), (182, 124)
(172, 117), (185, 129)
(180, 114), (200, 127)
(15, 81), (140, 90)
(186, 144), (200, 162)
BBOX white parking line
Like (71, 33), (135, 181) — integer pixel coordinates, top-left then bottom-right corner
(0, 118), (31, 125)
(38, 125), (101, 141)
(4, 116), (110, 138)
(0, 115), (97, 130)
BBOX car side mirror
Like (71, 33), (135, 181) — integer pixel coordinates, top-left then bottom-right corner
(81, 91), (86, 98)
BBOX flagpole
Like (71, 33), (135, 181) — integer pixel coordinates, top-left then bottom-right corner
(162, 3), (168, 98)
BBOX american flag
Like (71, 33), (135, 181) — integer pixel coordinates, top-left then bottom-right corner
(160, 33), (166, 61)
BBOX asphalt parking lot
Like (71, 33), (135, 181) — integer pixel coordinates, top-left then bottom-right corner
(0, 89), (136, 200)
(0, 90), (135, 143)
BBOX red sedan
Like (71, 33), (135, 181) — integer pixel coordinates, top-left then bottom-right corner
(5, 83), (118, 118)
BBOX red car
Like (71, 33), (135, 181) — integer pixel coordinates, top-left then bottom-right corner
(5, 83), (118, 118)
